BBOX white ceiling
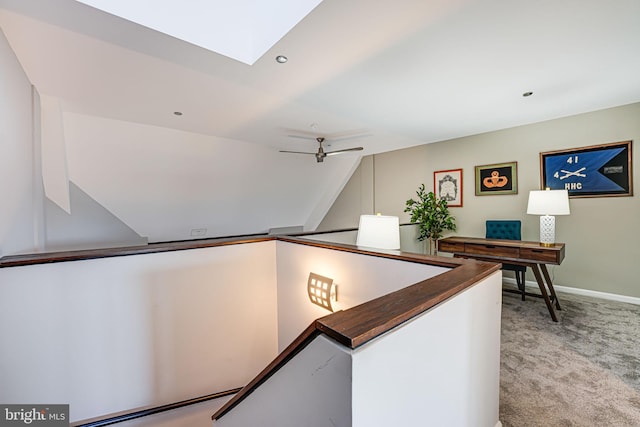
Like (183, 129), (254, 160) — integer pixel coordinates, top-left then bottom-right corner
(1, 0), (639, 242)
(3, 0), (638, 153)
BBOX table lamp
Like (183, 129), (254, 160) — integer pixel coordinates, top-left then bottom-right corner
(356, 214), (400, 250)
(526, 189), (570, 246)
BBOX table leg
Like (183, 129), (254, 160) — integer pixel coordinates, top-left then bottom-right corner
(540, 264), (562, 310)
(530, 263), (558, 322)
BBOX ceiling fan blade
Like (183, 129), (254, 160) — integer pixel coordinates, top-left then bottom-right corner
(280, 127), (320, 138)
(281, 127), (371, 142)
(279, 150), (316, 155)
(324, 129), (371, 141)
(285, 134), (318, 141)
(325, 147), (364, 156)
(326, 134), (372, 143)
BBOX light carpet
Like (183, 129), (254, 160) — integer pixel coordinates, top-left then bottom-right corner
(500, 290), (640, 426)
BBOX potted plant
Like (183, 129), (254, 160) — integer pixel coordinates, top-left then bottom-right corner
(404, 183), (456, 255)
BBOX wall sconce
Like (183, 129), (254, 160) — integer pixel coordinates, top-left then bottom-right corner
(356, 214), (400, 250)
(307, 272), (338, 312)
(527, 189), (570, 246)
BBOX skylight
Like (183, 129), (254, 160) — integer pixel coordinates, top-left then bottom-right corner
(74, 0), (323, 65)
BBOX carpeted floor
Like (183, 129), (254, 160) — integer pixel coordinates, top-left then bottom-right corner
(500, 290), (640, 426)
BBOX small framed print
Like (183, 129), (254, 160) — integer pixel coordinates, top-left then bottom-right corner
(475, 162), (518, 196)
(434, 168), (463, 207)
(540, 140), (632, 198)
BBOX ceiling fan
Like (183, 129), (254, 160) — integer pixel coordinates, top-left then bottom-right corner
(279, 128), (367, 162)
(280, 137), (363, 162)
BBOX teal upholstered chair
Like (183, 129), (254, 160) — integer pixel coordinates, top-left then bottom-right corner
(486, 220), (526, 300)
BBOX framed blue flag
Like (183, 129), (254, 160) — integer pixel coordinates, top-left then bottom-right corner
(540, 141), (632, 198)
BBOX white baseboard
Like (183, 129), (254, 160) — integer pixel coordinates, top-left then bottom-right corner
(502, 277), (640, 306)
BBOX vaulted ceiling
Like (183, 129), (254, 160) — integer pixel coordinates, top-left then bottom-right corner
(1, 0), (639, 243)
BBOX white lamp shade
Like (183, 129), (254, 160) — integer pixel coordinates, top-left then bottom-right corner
(356, 215), (400, 250)
(527, 190), (570, 215)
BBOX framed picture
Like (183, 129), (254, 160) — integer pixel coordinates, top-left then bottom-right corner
(475, 162), (518, 195)
(540, 140), (632, 198)
(434, 168), (463, 207)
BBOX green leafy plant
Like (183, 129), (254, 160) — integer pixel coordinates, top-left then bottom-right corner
(404, 183), (456, 255)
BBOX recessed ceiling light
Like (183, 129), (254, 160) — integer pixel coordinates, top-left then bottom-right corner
(173, 111), (183, 116)
(275, 55), (288, 64)
(522, 91), (533, 97)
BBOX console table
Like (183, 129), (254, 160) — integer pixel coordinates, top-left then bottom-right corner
(438, 236), (565, 321)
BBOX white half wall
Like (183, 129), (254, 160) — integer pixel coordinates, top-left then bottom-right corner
(0, 241), (278, 422)
(275, 240), (449, 351)
(352, 271), (503, 427)
(1, 238), (502, 427)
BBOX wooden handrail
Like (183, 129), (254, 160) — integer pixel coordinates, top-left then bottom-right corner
(0, 223), (420, 268)
(210, 322), (323, 421)
(0, 234), (272, 268)
(71, 389), (241, 427)
(211, 241), (500, 421)
(316, 260), (499, 348)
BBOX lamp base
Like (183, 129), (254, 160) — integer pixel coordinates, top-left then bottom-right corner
(539, 215), (556, 246)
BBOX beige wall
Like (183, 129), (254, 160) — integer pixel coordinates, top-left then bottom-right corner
(319, 103), (640, 298)
(317, 156), (375, 231)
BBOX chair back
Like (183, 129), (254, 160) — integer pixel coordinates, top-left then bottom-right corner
(486, 220), (521, 240)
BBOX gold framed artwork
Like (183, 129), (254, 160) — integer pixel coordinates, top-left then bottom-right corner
(434, 168), (463, 207)
(475, 162), (518, 195)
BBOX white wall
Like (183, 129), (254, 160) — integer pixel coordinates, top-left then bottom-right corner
(40, 94), (71, 213)
(352, 272), (502, 427)
(275, 240), (449, 351)
(58, 111), (360, 244)
(0, 241), (278, 423)
(0, 28), (36, 256)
